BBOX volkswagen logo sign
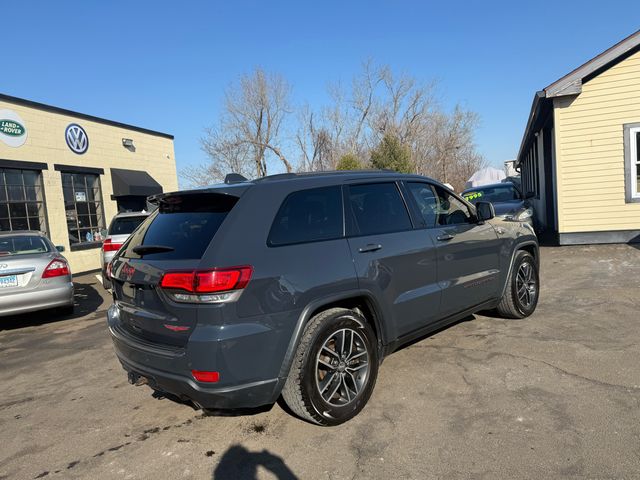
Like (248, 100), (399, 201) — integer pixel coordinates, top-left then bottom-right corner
(65, 123), (89, 154)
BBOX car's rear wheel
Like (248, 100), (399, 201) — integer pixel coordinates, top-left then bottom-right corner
(282, 307), (378, 426)
(102, 273), (112, 290)
(496, 250), (539, 319)
(57, 304), (74, 316)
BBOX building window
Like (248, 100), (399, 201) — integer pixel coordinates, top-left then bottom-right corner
(521, 140), (539, 199)
(62, 172), (106, 247)
(0, 168), (48, 234)
(625, 125), (640, 201)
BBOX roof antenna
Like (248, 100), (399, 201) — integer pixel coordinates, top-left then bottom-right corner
(224, 173), (248, 184)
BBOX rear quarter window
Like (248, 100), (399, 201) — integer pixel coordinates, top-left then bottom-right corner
(109, 216), (147, 235)
(121, 193), (238, 260)
(268, 186), (343, 246)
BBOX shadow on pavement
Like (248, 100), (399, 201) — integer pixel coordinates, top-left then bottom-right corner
(213, 445), (298, 480)
(0, 280), (105, 331)
(392, 315), (475, 354)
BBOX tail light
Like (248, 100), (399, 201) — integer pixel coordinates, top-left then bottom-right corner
(160, 266), (252, 303)
(102, 238), (122, 252)
(43, 259), (70, 278)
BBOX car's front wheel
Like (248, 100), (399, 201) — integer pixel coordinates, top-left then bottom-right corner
(496, 250), (539, 319)
(282, 307), (378, 426)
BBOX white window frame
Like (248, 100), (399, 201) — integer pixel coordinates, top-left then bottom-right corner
(629, 126), (640, 200)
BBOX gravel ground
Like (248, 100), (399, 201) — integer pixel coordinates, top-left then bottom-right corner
(1, 244), (639, 479)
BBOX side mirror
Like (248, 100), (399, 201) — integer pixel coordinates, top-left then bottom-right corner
(524, 192), (535, 199)
(55, 245), (65, 252)
(475, 201), (495, 222)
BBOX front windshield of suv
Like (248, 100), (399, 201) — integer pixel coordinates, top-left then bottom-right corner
(462, 185), (521, 204)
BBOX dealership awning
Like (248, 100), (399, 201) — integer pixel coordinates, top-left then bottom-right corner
(110, 168), (162, 198)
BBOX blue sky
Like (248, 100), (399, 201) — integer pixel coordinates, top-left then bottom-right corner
(3, 1), (638, 181)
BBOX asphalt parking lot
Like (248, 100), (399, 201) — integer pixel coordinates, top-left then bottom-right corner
(1, 245), (639, 479)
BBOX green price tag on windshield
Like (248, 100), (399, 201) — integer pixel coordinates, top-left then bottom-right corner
(464, 191), (483, 201)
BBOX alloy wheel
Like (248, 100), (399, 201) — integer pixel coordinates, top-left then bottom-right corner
(315, 328), (370, 407)
(516, 261), (537, 308)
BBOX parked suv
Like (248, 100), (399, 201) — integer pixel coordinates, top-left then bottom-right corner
(107, 171), (539, 425)
(461, 182), (534, 228)
(100, 211), (150, 289)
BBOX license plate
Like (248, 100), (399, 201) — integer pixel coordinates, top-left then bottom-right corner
(0, 275), (18, 288)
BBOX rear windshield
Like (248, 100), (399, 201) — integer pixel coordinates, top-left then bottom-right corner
(121, 193), (238, 260)
(0, 235), (50, 256)
(462, 185), (521, 204)
(109, 216), (148, 236)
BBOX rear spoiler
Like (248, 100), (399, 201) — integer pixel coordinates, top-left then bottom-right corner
(147, 186), (250, 207)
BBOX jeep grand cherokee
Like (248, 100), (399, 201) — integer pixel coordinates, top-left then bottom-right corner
(107, 171), (539, 425)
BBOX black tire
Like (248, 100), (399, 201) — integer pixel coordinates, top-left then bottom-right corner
(496, 250), (539, 319)
(102, 273), (112, 290)
(57, 304), (74, 316)
(281, 307), (378, 426)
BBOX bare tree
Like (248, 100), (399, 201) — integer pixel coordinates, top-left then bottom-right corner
(195, 68), (292, 183)
(418, 106), (485, 191)
(311, 62), (439, 170)
(295, 106), (335, 172)
(184, 62), (485, 190)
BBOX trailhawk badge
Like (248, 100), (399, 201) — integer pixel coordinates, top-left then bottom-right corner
(0, 109), (28, 148)
(65, 123), (89, 154)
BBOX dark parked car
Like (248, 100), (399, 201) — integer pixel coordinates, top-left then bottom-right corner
(107, 171), (539, 425)
(461, 182), (534, 227)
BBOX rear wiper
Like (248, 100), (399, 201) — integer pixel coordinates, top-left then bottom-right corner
(132, 245), (175, 255)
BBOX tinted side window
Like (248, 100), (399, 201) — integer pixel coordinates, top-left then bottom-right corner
(347, 183), (412, 236)
(406, 182), (438, 228)
(268, 186), (343, 246)
(109, 216), (147, 235)
(432, 186), (473, 226)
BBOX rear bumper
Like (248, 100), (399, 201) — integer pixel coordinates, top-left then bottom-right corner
(116, 353), (282, 409)
(107, 304), (292, 409)
(0, 281), (74, 317)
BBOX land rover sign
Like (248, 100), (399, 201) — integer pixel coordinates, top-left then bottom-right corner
(0, 109), (27, 147)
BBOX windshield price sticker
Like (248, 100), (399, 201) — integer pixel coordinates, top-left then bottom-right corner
(463, 191), (483, 201)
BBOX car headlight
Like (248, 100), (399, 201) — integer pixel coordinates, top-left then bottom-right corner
(514, 207), (533, 221)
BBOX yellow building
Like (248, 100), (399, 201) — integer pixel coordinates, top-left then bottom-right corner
(0, 93), (177, 272)
(517, 30), (640, 244)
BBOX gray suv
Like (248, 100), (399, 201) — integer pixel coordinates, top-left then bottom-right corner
(107, 171), (539, 425)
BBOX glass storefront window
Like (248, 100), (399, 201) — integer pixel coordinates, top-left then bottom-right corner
(62, 172), (106, 246)
(0, 169), (48, 234)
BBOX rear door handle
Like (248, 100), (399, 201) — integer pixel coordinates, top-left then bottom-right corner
(358, 244), (382, 253)
(436, 233), (455, 242)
